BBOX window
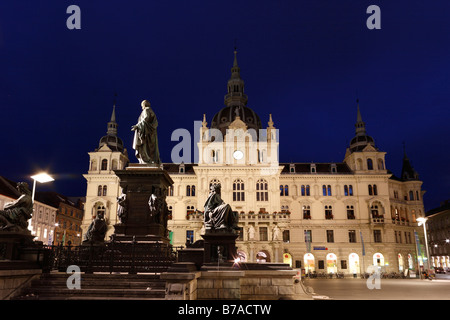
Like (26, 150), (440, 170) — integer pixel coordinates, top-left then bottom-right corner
(371, 205), (380, 218)
(304, 230), (312, 243)
(322, 185), (332, 196)
(326, 230), (334, 243)
(367, 158), (373, 170)
(283, 230), (290, 243)
(102, 185), (107, 196)
(409, 191), (414, 201)
(186, 230), (194, 244)
(301, 185), (310, 196)
(303, 205), (311, 219)
(186, 185), (196, 197)
(331, 164), (337, 173)
(325, 205), (333, 220)
(96, 205), (105, 218)
(186, 206), (195, 214)
(349, 230), (356, 243)
(233, 179), (245, 201)
(259, 227), (268, 241)
(416, 191), (419, 201)
(256, 179), (268, 201)
(373, 230), (382, 243)
(280, 185), (289, 196)
(209, 179), (220, 188)
(310, 164), (316, 173)
(344, 185), (353, 196)
(101, 159), (108, 170)
(377, 159), (384, 170)
(347, 205), (355, 219)
(168, 186), (173, 196)
(97, 185), (102, 196)
(341, 260), (348, 269)
(368, 184), (378, 196)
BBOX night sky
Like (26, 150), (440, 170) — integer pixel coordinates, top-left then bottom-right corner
(0, 1), (449, 212)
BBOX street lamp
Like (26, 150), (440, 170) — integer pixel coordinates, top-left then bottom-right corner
(31, 172), (55, 202)
(417, 217), (431, 272)
(29, 172), (54, 232)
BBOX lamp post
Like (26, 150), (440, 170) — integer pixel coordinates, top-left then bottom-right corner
(417, 217), (431, 272)
(29, 172), (54, 232)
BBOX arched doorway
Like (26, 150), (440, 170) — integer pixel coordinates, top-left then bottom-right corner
(304, 253), (315, 273)
(373, 253), (384, 266)
(349, 253), (360, 275)
(283, 253), (292, 267)
(237, 250), (247, 262)
(326, 253), (337, 274)
(408, 254), (414, 270)
(256, 250), (270, 263)
(398, 253), (404, 272)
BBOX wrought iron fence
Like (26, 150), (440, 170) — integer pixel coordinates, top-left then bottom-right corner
(40, 240), (182, 274)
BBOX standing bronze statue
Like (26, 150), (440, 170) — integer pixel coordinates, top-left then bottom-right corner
(0, 182), (33, 231)
(117, 186), (128, 224)
(131, 100), (161, 165)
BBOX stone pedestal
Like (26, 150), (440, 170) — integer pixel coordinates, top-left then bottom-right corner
(0, 231), (34, 261)
(201, 232), (238, 264)
(113, 164), (173, 243)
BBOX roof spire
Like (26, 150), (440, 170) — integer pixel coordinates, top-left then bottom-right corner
(107, 94), (118, 136)
(355, 99), (366, 136)
(224, 47), (248, 107)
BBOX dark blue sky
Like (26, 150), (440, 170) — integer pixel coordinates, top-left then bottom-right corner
(0, 1), (448, 211)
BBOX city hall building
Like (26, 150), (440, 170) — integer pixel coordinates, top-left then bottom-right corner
(81, 51), (426, 275)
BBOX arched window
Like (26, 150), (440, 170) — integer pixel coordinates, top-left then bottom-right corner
(101, 159), (108, 170)
(327, 185), (332, 196)
(377, 159), (384, 170)
(409, 191), (414, 201)
(349, 185), (353, 196)
(301, 185), (310, 196)
(368, 185), (373, 195)
(256, 179), (268, 201)
(373, 184), (378, 195)
(209, 179), (220, 188)
(97, 185), (102, 196)
(191, 185), (196, 197)
(322, 185), (327, 196)
(344, 185), (349, 196)
(367, 158), (373, 170)
(371, 204), (380, 218)
(186, 185), (191, 197)
(280, 185), (289, 196)
(96, 205), (105, 218)
(233, 179), (245, 201)
(102, 185), (107, 196)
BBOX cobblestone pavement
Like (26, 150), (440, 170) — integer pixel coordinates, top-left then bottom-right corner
(302, 278), (450, 300)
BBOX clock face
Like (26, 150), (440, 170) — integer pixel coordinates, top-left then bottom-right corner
(233, 150), (244, 160)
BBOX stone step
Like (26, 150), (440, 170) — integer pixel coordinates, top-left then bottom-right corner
(17, 288), (166, 300)
(13, 272), (167, 300)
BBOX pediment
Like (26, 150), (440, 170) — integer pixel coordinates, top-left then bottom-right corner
(362, 144), (377, 152)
